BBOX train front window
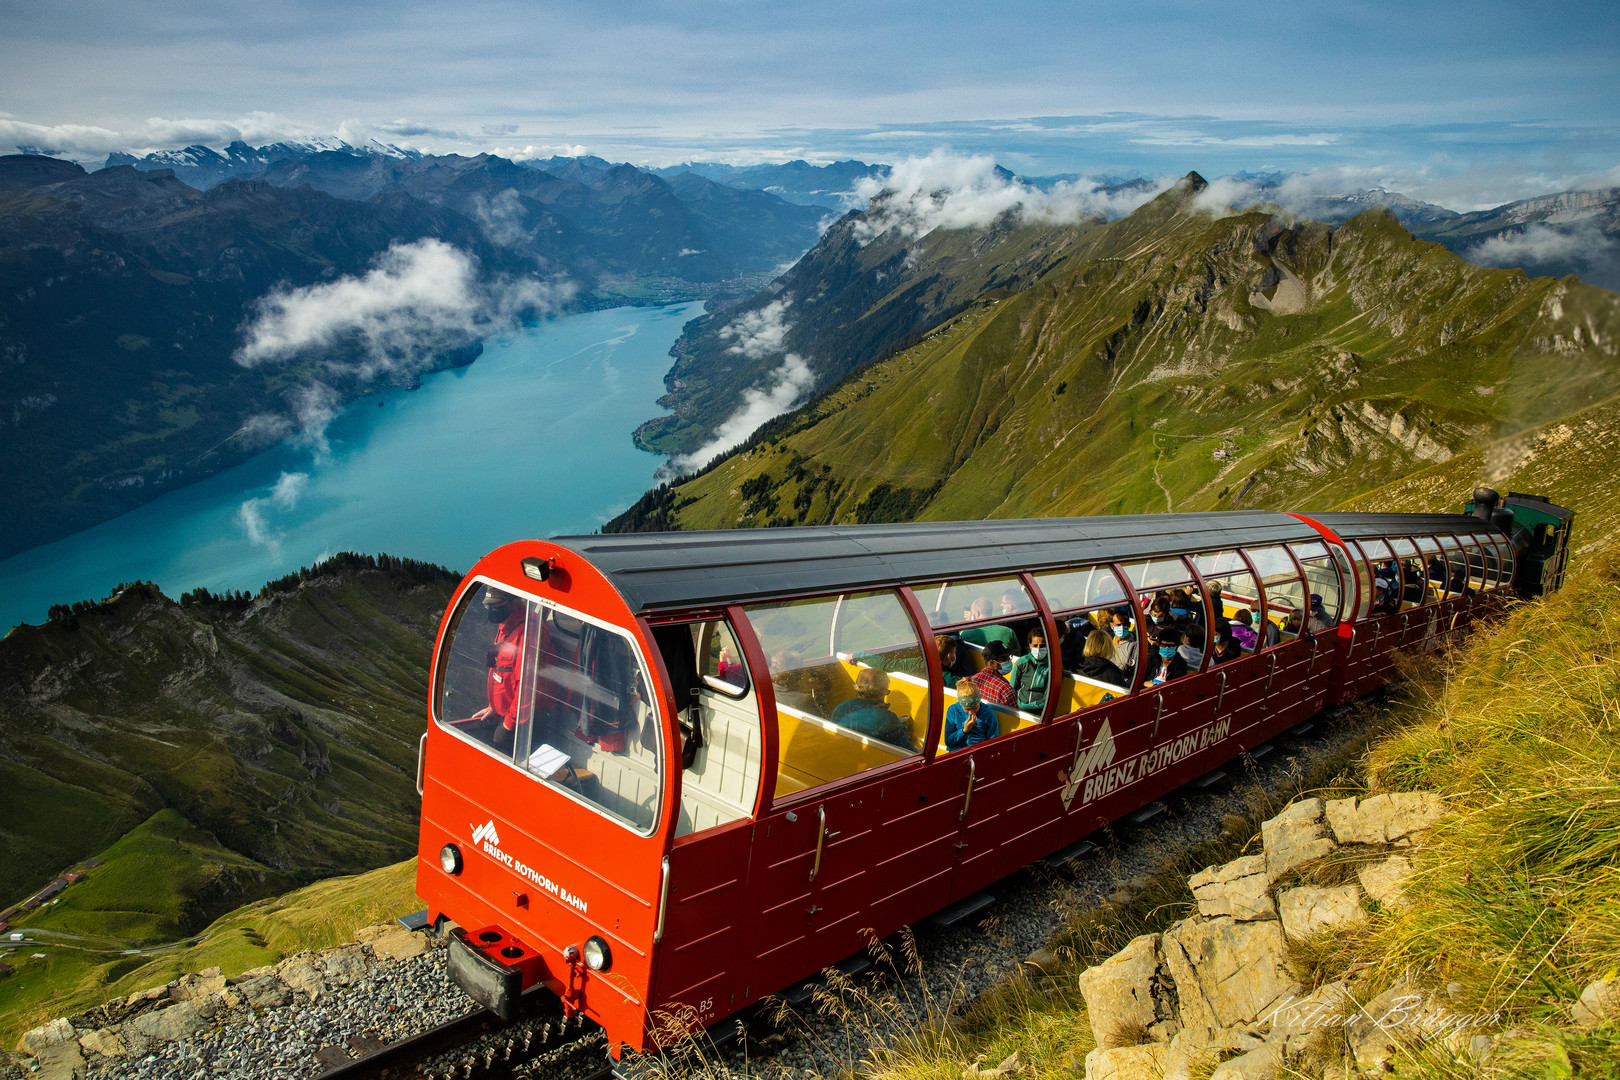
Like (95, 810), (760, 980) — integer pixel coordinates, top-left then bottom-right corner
(434, 581), (663, 834)
(746, 590), (928, 801)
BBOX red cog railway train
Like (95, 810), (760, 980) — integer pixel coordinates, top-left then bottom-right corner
(412, 488), (1572, 1066)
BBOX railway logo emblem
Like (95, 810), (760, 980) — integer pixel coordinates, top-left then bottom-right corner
(1059, 719), (1117, 809)
(471, 819), (501, 847)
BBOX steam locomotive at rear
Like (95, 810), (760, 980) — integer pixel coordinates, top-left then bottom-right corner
(411, 488), (1571, 1068)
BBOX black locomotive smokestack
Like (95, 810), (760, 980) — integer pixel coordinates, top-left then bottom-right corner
(1472, 486), (1500, 523)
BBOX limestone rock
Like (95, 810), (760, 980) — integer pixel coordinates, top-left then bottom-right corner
(1189, 855), (1277, 921)
(1162, 1026), (1266, 1080)
(278, 955), (326, 999)
(1263, 980), (1353, 1037)
(1209, 1039), (1284, 1080)
(228, 964), (277, 983)
(18, 1017), (77, 1054)
(128, 997), (217, 1042)
(359, 925), (431, 961)
(78, 1026), (127, 1058)
(1571, 974), (1620, 1028)
(1161, 916), (1301, 1030)
(236, 973), (292, 1009)
(1022, 947), (1061, 970)
(1277, 886), (1366, 941)
(1261, 799), (1335, 881)
(1356, 856), (1415, 909)
(1084, 1043), (1171, 1080)
(31, 1040), (86, 1080)
(1077, 933), (1166, 1050)
(320, 944), (369, 986)
(1325, 792), (1444, 846)
(169, 971), (227, 1002)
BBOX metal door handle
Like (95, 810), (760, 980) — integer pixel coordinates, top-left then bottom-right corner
(654, 856), (671, 942)
(415, 732), (427, 797)
(960, 757), (978, 821)
(1345, 625), (1356, 661)
(1215, 671), (1227, 713)
(1151, 693), (1165, 741)
(1307, 637), (1319, 675)
(809, 804), (829, 882)
(1266, 653), (1279, 692)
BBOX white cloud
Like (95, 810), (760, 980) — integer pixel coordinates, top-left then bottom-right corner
(0, 111), (325, 161)
(469, 188), (532, 247)
(1468, 223), (1619, 269)
(236, 470), (310, 556)
(671, 353), (816, 473)
(718, 298), (793, 360)
(491, 143), (591, 161)
(850, 149), (1164, 244)
(235, 238), (572, 451)
(235, 238), (571, 377)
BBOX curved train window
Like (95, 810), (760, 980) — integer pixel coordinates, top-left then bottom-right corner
(1388, 538), (1428, 608)
(1034, 564), (1136, 713)
(1439, 535), (1470, 598)
(1475, 534), (1501, 589)
(1245, 545), (1304, 648)
(1288, 541), (1343, 631)
(699, 620), (750, 697)
(1192, 550), (1261, 657)
(922, 576), (1035, 628)
(1122, 555), (1210, 678)
(1484, 535), (1514, 589)
(1354, 539), (1398, 616)
(1497, 535), (1516, 589)
(434, 581), (663, 835)
(1464, 536), (1490, 592)
(1415, 536), (1445, 603)
(746, 590), (927, 802)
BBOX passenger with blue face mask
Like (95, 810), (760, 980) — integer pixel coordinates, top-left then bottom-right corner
(1149, 630), (1190, 684)
(944, 685), (998, 749)
(1108, 608), (1138, 671)
(967, 640), (1018, 707)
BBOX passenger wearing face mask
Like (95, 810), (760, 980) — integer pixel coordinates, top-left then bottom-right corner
(1209, 618), (1243, 665)
(1108, 608), (1138, 671)
(967, 640), (1018, 707)
(1009, 631), (1051, 712)
(459, 587), (528, 751)
(1149, 630), (1190, 684)
(1170, 587), (1204, 627)
(944, 685), (998, 749)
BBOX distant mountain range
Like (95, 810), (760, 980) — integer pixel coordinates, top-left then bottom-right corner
(0, 146), (830, 560)
(610, 173), (1620, 534)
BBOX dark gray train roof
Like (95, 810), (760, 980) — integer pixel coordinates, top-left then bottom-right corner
(1305, 512), (1503, 542)
(552, 512), (1324, 614)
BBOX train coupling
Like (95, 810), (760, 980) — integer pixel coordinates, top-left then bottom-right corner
(446, 925), (547, 1021)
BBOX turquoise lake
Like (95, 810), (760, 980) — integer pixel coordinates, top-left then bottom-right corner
(0, 302), (704, 631)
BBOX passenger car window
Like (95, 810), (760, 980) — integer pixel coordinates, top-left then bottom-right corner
(1122, 555), (1209, 678)
(435, 582), (663, 834)
(1034, 564), (1128, 612)
(1035, 565), (1135, 713)
(1439, 536), (1469, 598)
(698, 620), (750, 697)
(1245, 545), (1304, 647)
(1289, 543), (1344, 631)
(1389, 538), (1428, 608)
(921, 576), (1035, 626)
(1193, 550), (1261, 657)
(746, 590), (927, 802)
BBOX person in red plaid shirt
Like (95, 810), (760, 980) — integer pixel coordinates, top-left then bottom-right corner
(968, 640), (1017, 707)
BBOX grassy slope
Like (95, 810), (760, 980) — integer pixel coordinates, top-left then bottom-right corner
(0, 852), (418, 1044)
(628, 193), (1619, 534)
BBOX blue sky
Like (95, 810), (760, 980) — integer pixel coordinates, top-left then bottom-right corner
(2, 0), (1617, 207)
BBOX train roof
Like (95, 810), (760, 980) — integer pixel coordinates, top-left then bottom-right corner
(1304, 512), (1502, 541)
(553, 512), (1321, 613)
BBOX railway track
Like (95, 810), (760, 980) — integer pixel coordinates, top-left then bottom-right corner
(311, 1003), (610, 1080)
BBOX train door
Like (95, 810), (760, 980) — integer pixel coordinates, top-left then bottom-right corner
(1437, 535), (1472, 646)
(1289, 540), (1346, 711)
(1117, 556), (1217, 790)
(1351, 537), (1400, 693)
(643, 613), (765, 1033)
(735, 588), (951, 1003)
(914, 574), (1054, 899)
(1190, 550), (1270, 747)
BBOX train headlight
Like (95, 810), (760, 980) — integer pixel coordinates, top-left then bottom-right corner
(583, 935), (612, 972)
(439, 843), (464, 875)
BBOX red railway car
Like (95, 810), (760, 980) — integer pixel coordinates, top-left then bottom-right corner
(413, 491), (1569, 1067)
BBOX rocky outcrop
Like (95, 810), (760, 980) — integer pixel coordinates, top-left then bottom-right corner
(13, 923), (436, 1073)
(1078, 791), (1502, 1080)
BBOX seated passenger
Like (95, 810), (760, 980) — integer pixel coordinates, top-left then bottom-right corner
(944, 684), (997, 749)
(1077, 629), (1130, 689)
(1280, 610), (1304, 638)
(830, 668), (917, 750)
(1230, 609), (1259, 651)
(1170, 587), (1203, 626)
(1262, 613), (1282, 648)
(1178, 624), (1205, 668)
(1372, 577), (1400, 615)
(960, 598), (1020, 654)
(1306, 594), (1335, 634)
(716, 645), (745, 686)
(968, 640), (1018, 707)
(1149, 630), (1190, 684)
(1009, 631), (1051, 712)
(1209, 619), (1243, 665)
(1108, 608), (1139, 670)
(1057, 618), (1088, 670)
(852, 634), (961, 689)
